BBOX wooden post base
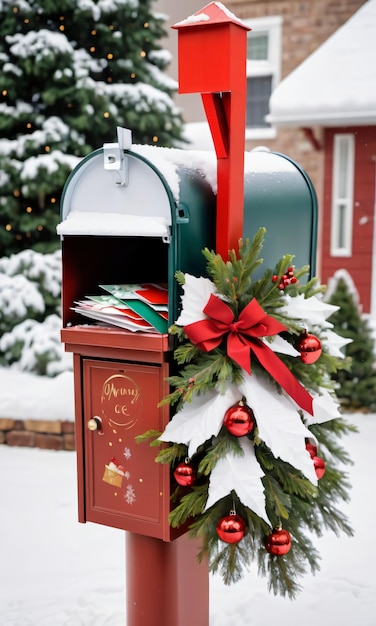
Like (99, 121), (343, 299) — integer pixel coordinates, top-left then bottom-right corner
(126, 532), (209, 626)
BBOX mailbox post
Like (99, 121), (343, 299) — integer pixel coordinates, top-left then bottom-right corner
(60, 4), (318, 625)
(173, 3), (250, 259)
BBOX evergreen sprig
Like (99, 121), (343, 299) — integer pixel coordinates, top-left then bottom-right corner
(142, 228), (355, 598)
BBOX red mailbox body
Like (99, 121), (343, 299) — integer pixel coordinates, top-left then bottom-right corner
(61, 326), (179, 540)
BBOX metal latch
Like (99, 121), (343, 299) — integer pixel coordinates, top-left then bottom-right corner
(103, 127), (132, 187)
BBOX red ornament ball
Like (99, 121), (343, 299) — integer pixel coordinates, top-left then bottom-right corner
(173, 460), (195, 487)
(216, 513), (246, 544)
(224, 401), (255, 437)
(313, 455), (326, 480)
(296, 332), (322, 364)
(266, 527), (292, 556)
(305, 441), (318, 458)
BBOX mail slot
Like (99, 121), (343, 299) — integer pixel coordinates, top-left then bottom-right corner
(59, 129), (317, 540)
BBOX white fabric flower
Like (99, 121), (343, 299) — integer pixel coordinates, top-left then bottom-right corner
(238, 372), (318, 485)
(159, 385), (241, 458)
(304, 388), (342, 425)
(279, 293), (339, 329)
(175, 274), (217, 326)
(262, 334), (300, 357)
(321, 329), (352, 359)
(205, 437), (270, 524)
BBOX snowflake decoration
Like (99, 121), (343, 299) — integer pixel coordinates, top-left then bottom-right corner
(124, 484), (136, 505)
(123, 446), (132, 460)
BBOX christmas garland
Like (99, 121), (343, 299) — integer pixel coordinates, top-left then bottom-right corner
(138, 227), (354, 599)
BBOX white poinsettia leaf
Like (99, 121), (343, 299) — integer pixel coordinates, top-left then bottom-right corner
(175, 274), (216, 326)
(321, 329), (352, 359)
(279, 293), (339, 329)
(205, 437), (269, 524)
(262, 334), (300, 357)
(239, 373), (318, 485)
(303, 388), (342, 425)
(159, 386), (240, 458)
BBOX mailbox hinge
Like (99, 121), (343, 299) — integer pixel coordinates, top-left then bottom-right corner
(103, 127), (132, 187)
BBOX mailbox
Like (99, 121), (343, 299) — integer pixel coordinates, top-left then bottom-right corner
(59, 134), (216, 541)
(59, 131), (317, 542)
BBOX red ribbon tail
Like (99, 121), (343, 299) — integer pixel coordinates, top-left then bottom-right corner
(251, 341), (314, 415)
(227, 334), (252, 374)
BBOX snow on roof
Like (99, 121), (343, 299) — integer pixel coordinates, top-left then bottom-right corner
(268, 0), (376, 127)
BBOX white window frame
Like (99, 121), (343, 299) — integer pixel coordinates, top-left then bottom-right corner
(244, 15), (282, 141)
(330, 134), (355, 257)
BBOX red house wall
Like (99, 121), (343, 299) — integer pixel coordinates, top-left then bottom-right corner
(321, 126), (376, 313)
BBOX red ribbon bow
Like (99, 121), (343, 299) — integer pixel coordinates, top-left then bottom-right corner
(184, 294), (313, 415)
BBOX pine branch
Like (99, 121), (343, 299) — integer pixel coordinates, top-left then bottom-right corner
(134, 429), (161, 445)
(160, 351), (241, 407)
(258, 546), (305, 600)
(209, 539), (251, 585)
(155, 442), (187, 465)
(198, 430), (243, 476)
(168, 484), (208, 528)
(263, 475), (292, 522)
(201, 230), (266, 309)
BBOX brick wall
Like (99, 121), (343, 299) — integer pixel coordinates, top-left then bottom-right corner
(0, 417), (75, 451)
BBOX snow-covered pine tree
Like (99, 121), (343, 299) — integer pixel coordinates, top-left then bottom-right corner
(0, 248), (71, 376)
(326, 270), (376, 411)
(0, 0), (184, 255)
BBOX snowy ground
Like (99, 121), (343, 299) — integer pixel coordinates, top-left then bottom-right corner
(0, 369), (375, 625)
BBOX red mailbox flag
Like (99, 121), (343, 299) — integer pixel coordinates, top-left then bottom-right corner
(173, 3), (251, 260)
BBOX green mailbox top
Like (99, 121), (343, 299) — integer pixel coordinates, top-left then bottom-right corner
(243, 148), (318, 278)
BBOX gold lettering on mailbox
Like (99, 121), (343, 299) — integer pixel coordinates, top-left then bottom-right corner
(101, 374), (142, 429)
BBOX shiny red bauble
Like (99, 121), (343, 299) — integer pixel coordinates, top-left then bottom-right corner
(266, 527), (292, 556)
(173, 460), (195, 486)
(296, 332), (322, 364)
(305, 441), (318, 458)
(306, 441), (326, 479)
(313, 455), (326, 480)
(223, 401), (255, 437)
(216, 513), (246, 544)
